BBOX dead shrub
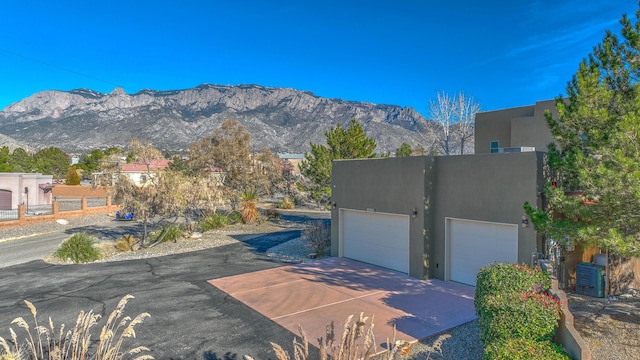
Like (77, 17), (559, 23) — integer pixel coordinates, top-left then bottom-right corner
(114, 234), (137, 252)
(277, 197), (295, 209)
(303, 220), (330, 257)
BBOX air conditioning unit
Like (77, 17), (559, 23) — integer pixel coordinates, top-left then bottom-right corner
(531, 252), (544, 267)
(498, 147), (536, 153)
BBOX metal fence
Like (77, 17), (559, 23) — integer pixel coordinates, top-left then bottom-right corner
(0, 209), (18, 221)
(25, 204), (53, 216)
(58, 199), (82, 212)
(87, 197), (107, 207)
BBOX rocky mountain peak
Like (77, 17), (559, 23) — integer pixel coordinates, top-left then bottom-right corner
(0, 84), (439, 153)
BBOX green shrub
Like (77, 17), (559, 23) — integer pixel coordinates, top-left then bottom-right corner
(483, 338), (570, 360)
(227, 210), (242, 224)
(54, 233), (102, 264)
(475, 263), (551, 315)
(151, 225), (183, 244)
(478, 291), (561, 345)
(199, 213), (231, 231)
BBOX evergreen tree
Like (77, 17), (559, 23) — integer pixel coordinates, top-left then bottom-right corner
(525, 6), (640, 258)
(33, 147), (70, 180)
(300, 119), (377, 204)
(396, 142), (412, 157)
(0, 146), (13, 172)
(65, 166), (81, 185)
(9, 148), (33, 172)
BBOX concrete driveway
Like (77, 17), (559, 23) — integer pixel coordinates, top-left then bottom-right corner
(209, 257), (476, 349)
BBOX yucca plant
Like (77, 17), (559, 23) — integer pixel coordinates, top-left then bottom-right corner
(0, 295), (152, 360)
(239, 190), (259, 224)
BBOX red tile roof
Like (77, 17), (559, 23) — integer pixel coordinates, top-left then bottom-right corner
(121, 159), (172, 172)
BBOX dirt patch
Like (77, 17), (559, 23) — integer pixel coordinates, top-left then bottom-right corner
(567, 293), (640, 360)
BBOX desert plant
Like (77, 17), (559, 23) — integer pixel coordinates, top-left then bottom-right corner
(239, 190), (259, 224)
(114, 234), (138, 252)
(54, 233), (102, 264)
(150, 225), (183, 245)
(264, 206), (281, 219)
(483, 338), (570, 360)
(478, 291), (562, 345)
(267, 313), (436, 360)
(0, 295), (152, 360)
(199, 213), (231, 232)
(227, 210), (242, 224)
(277, 197), (294, 209)
(475, 263), (551, 316)
(302, 220), (331, 257)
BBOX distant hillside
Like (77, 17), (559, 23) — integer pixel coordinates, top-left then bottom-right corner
(0, 132), (32, 151)
(0, 84), (439, 153)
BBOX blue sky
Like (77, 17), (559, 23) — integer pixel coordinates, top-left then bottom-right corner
(0, 1), (637, 116)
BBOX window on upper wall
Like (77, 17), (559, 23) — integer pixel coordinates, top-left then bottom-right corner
(490, 141), (499, 153)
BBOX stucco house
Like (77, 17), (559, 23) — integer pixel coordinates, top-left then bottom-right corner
(0, 173), (54, 210)
(330, 100), (556, 285)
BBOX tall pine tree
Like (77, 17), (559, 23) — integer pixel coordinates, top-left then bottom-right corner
(525, 6), (640, 258)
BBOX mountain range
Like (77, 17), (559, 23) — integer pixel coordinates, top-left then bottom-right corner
(0, 84), (440, 154)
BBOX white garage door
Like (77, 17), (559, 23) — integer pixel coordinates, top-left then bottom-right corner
(341, 209), (409, 274)
(447, 218), (518, 285)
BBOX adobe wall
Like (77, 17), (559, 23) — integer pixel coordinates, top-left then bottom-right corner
(331, 156), (432, 279)
(52, 185), (111, 198)
(431, 151), (544, 279)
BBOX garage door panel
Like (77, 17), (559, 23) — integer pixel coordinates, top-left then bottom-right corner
(0, 190), (11, 210)
(449, 219), (518, 285)
(341, 210), (409, 274)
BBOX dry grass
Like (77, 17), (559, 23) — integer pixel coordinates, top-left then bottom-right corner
(114, 235), (137, 252)
(265, 313), (441, 360)
(0, 295), (152, 360)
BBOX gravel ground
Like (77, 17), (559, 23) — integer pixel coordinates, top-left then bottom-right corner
(567, 292), (640, 360)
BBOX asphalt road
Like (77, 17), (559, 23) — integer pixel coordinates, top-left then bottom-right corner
(0, 232), (70, 267)
(0, 211), (329, 359)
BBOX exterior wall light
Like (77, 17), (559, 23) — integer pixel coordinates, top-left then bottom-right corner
(522, 215), (529, 228)
(332, 201), (337, 209)
(412, 208), (418, 218)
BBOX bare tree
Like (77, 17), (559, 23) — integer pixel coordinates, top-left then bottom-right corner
(428, 91), (480, 155)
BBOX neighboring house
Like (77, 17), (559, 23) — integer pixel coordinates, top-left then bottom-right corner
(0, 173), (54, 210)
(330, 100), (557, 285)
(119, 159), (172, 185)
(278, 153), (305, 177)
(474, 99), (557, 154)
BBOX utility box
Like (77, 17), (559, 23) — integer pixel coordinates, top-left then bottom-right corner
(575, 262), (604, 298)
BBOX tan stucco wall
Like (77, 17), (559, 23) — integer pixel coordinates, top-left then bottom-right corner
(0, 173), (53, 208)
(431, 152), (544, 279)
(475, 105), (534, 153)
(510, 99), (556, 151)
(475, 100), (559, 154)
(331, 152), (545, 281)
(331, 156), (431, 278)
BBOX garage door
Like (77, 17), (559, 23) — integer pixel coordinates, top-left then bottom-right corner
(341, 209), (409, 274)
(0, 190), (11, 210)
(447, 218), (518, 285)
